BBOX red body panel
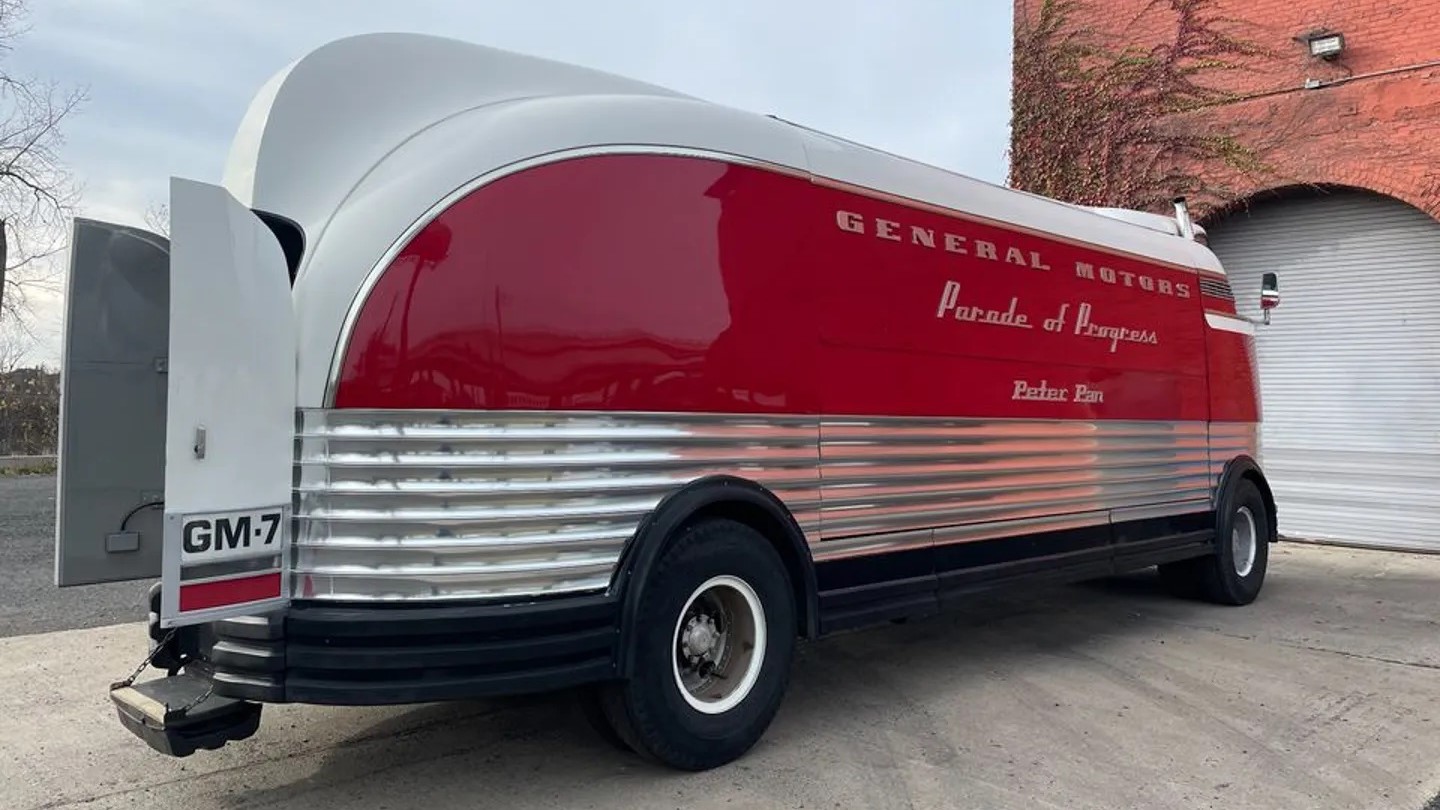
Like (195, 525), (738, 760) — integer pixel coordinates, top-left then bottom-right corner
(1205, 326), (1261, 423)
(1200, 279), (1261, 424)
(335, 154), (1256, 422)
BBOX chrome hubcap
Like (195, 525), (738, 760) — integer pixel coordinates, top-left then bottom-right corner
(671, 575), (766, 715)
(1232, 505), (1258, 577)
(681, 614), (721, 660)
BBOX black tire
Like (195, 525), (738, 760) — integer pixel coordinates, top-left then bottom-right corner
(600, 518), (797, 771)
(1156, 558), (1203, 600)
(1159, 478), (1271, 605)
(576, 684), (632, 753)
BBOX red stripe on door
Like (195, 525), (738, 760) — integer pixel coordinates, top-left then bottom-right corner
(179, 572), (282, 612)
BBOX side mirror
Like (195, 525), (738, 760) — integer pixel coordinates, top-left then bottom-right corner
(1259, 272), (1280, 324)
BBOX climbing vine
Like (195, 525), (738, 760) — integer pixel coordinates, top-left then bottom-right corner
(1009, 0), (1279, 216)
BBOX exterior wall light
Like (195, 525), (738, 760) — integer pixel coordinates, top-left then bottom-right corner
(1305, 31), (1345, 60)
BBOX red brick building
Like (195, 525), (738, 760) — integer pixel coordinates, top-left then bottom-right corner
(1016, 0), (1440, 215)
(1012, 0), (1440, 551)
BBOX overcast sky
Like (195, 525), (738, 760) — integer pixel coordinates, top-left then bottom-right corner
(11, 0), (1015, 366)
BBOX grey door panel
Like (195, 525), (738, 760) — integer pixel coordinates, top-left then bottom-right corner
(54, 218), (170, 586)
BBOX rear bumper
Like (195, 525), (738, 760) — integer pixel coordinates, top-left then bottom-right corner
(180, 593), (619, 705)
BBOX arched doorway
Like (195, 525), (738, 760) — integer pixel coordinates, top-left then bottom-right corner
(1205, 187), (1440, 552)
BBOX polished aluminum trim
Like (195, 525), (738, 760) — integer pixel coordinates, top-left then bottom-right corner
(808, 510), (1113, 565)
(818, 418), (1212, 538)
(1198, 276), (1235, 301)
(1109, 500), (1213, 524)
(209, 671), (280, 692)
(1205, 311), (1257, 336)
(294, 410), (1258, 602)
(210, 639), (284, 663)
(1207, 422), (1261, 487)
(322, 145), (805, 407)
(294, 408), (821, 601)
(810, 502), (1209, 564)
(932, 509), (1111, 548)
(1174, 199), (1197, 241)
(809, 528), (933, 562)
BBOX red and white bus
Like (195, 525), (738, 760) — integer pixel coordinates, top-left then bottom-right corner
(54, 33), (1281, 770)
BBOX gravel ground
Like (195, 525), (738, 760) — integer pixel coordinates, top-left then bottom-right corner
(0, 474), (150, 638)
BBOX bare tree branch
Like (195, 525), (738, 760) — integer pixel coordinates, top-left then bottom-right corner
(144, 201), (169, 237)
(0, 313), (30, 372)
(0, 316), (59, 455)
(0, 0), (85, 329)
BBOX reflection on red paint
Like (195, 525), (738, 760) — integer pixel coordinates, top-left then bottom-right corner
(334, 153), (1256, 423)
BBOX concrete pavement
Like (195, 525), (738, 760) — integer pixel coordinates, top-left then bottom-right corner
(2, 542), (1439, 810)
(0, 474), (149, 637)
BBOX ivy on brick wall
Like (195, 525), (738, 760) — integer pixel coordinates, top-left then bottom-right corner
(1009, 0), (1279, 215)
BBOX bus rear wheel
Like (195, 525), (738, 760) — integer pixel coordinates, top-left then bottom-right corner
(1159, 478), (1271, 605)
(599, 518), (796, 770)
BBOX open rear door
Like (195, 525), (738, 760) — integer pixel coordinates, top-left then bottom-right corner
(54, 178), (296, 628)
(159, 178), (296, 627)
(54, 219), (171, 586)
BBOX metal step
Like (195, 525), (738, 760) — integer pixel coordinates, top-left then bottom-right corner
(110, 672), (262, 757)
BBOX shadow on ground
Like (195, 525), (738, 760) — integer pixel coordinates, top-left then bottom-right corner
(221, 565), (1370, 810)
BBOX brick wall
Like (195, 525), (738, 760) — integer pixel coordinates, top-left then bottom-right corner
(1014, 0), (1440, 220)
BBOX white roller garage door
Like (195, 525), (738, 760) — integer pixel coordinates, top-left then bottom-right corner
(1206, 188), (1440, 552)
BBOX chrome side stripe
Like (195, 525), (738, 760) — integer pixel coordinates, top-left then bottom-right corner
(819, 418), (1211, 538)
(1208, 422), (1260, 487)
(810, 528), (933, 563)
(810, 501), (1212, 564)
(1110, 499), (1214, 524)
(1205, 311), (1257, 335)
(294, 409), (821, 601)
(931, 509), (1112, 548)
(293, 410), (1255, 602)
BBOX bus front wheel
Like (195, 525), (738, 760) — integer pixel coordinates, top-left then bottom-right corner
(598, 518), (797, 770)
